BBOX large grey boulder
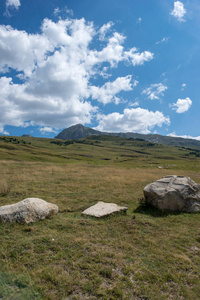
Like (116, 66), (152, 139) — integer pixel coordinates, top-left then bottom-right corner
(82, 201), (128, 218)
(144, 175), (200, 212)
(0, 198), (59, 223)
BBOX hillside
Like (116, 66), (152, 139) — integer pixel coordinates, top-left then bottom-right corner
(55, 124), (200, 149)
(1, 134), (200, 166)
(1, 135), (200, 299)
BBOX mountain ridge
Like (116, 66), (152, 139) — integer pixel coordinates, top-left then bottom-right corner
(55, 124), (200, 149)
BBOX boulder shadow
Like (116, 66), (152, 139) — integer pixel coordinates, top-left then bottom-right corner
(134, 198), (183, 217)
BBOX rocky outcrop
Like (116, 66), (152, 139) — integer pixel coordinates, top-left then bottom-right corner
(0, 198), (58, 224)
(82, 201), (128, 217)
(144, 175), (200, 212)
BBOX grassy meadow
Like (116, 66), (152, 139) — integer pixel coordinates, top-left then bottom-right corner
(0, 135), (200, 299)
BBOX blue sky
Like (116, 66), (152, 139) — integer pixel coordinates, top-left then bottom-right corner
(0, 0), (200, 139)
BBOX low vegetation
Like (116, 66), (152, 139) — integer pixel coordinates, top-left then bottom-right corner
(0, 135), (200, 299)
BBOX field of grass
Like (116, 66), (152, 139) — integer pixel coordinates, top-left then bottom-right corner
(0, 135), (200, 299)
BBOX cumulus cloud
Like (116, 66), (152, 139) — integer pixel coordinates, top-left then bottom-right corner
(142, 83), (168, 100)
(95, 108), (170, 134)
(167, 132), (200, 141)
(124, 48), (153, 66)
(0, 25), (50, 76)
(171, 1), (186, 22)
(88, 33), (153, 68)
(0, 16), (154, 132)
(90, 75), (138, 105)
(170, 97), (192, 113)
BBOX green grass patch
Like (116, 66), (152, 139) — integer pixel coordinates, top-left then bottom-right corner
(0, 272), (41, 299)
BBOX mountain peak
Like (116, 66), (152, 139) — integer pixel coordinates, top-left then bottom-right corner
(55, 124), (101, 140)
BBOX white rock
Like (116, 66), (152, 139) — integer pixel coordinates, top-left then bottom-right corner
(144, 175), (200, 212)
(82, 201), (128, 218)
(0, 198), (59, 224)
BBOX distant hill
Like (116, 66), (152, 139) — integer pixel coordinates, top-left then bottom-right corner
(22, 134), (33, 137)
(55, 124), (200, 149)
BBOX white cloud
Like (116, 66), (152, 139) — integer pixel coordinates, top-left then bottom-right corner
(181, 83), (187, 90)
(90, 75), (138, 105)
(0, 123), (9, 135)
(99, 66), (111, 79)
(95, 108), (170, 134)
(171, 1), (186, 22)
(53, 8), (60, 15)
(53, 6), (73, 16)
(0, 25), (50, 76)
(6, 0), (21, 9)
(5, 0), (21, 17)
(170, 97), (192, 113)
(142, 83), (168, 100)
(156, 37), (169, 45)
(99, 22), (114, 41)
(0, 17), (154, 131)
(39, 127), (58, 134)
(129, 101), (139, 107)
(88, 34), (154, 68)
(167, 132), (200, 141)
(124, 48), (154, 66)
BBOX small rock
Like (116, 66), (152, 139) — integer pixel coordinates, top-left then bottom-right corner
(191, 245), (200, 252)
(0, 198), (59, 224)
(82, 201), (128, 218)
